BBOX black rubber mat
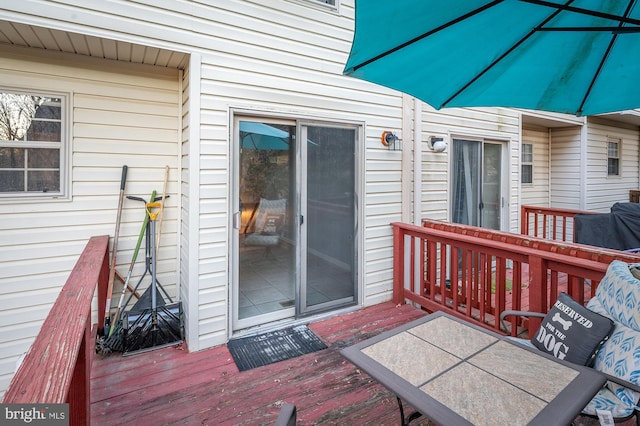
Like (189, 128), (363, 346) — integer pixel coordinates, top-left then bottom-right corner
(227, 325), (327, 371)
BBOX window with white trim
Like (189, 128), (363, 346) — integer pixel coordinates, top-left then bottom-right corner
(0, 90), (67, 198)
(607, 139), (620, 176)
(521, 142), (533, 184)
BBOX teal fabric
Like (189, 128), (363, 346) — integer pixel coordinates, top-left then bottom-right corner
(344, 1), (640, 116)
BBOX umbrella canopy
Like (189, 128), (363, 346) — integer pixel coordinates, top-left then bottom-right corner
(239, 121), (319, 150)
(344, 0), (640, 116)
(240, 121), (290, 150)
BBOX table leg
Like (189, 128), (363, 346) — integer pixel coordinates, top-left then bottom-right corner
(396, 396), (423, 425)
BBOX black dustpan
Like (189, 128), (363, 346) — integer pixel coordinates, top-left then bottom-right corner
(121, 269), (184, 355)
(122, 301), (183, 355)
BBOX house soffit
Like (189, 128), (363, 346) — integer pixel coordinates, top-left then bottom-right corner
(0, 19), (188, 69)
(521, 108), (640, 129)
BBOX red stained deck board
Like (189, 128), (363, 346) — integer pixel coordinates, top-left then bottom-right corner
(92, 344), (236, 401)
(91, 302), (431, 425)
(309, 302), (427, 344)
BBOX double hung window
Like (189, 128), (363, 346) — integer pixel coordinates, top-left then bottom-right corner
(521, 143), (533, 184)
(0, 91), (66, 198)
(607, 139), (620, 177)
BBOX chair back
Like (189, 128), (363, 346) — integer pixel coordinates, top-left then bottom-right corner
(589, 260), (640, 331)
(274, 403), (296, 426)
(587, 260), (640, 409)
(253, 198), (287, 234)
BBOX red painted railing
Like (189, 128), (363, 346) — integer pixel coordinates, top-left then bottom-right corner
(520, 205), (596, 242)
(2, 235), (110, 425)
(392, 220), (640, 337)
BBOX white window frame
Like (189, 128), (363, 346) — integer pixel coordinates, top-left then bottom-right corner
(521, 142), (533, 185)
(607, 138), (620, 177)
(0, 88), (70, 201)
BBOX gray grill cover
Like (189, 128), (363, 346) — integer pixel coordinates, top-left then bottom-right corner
(574, 203), (640, 251)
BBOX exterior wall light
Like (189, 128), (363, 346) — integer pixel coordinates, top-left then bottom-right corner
(428, 136), (447, 152)
(381, 131), (401, 151)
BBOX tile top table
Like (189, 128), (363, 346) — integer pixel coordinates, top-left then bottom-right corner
(341, 311), (606, 426)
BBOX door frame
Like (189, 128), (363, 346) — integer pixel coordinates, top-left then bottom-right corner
(229, 110), (365, 335)
(448, 136), (509, 231)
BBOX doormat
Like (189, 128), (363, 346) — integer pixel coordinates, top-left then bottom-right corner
(227, 325), (327, 371)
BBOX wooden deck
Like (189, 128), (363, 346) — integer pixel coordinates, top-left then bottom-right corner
(90, 301), (618, 426)
(91, 302), (433, 425)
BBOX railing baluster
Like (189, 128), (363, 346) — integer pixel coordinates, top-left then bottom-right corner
(521, 205), (597, 243)
(420, 236), (426, 298)
(451, 246), (459, 307)
(392, 219), (640, 337)
(393, 225), (404, 305)
(409, 236), (420, 294)
(439, 243), (447, 306)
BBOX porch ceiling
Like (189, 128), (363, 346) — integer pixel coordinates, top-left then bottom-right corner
(0, 19), (188, 68)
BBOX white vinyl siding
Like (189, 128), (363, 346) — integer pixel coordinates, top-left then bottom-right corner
(549, 126), (583, 210)
(521, 126), (550, 207)
(585, 118), (640, 211)
(547, 118), (640, 214)
(0, 44), (179, 396)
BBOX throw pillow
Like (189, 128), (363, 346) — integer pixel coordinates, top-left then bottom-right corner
(531, 292), (615, 366)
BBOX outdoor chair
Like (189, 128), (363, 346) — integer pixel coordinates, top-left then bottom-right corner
(501, 260), (640, 425)
(244, 198), (286, 256)
(274, 403), (296, 426)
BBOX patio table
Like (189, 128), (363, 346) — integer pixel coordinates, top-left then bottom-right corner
(341, 311), (606, 426)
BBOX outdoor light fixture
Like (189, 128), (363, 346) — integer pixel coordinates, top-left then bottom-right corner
(428, 136), (447, 153)
(381, 131), (401, 151)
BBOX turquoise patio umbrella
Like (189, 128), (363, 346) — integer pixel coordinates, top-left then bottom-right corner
(344, 0), (640, 116)
(239, 121), (319, 150)
(239, 121), (290, 150)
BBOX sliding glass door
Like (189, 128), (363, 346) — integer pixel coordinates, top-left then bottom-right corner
(232, 118), (359, 331)
(451, 138), (505, 230)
